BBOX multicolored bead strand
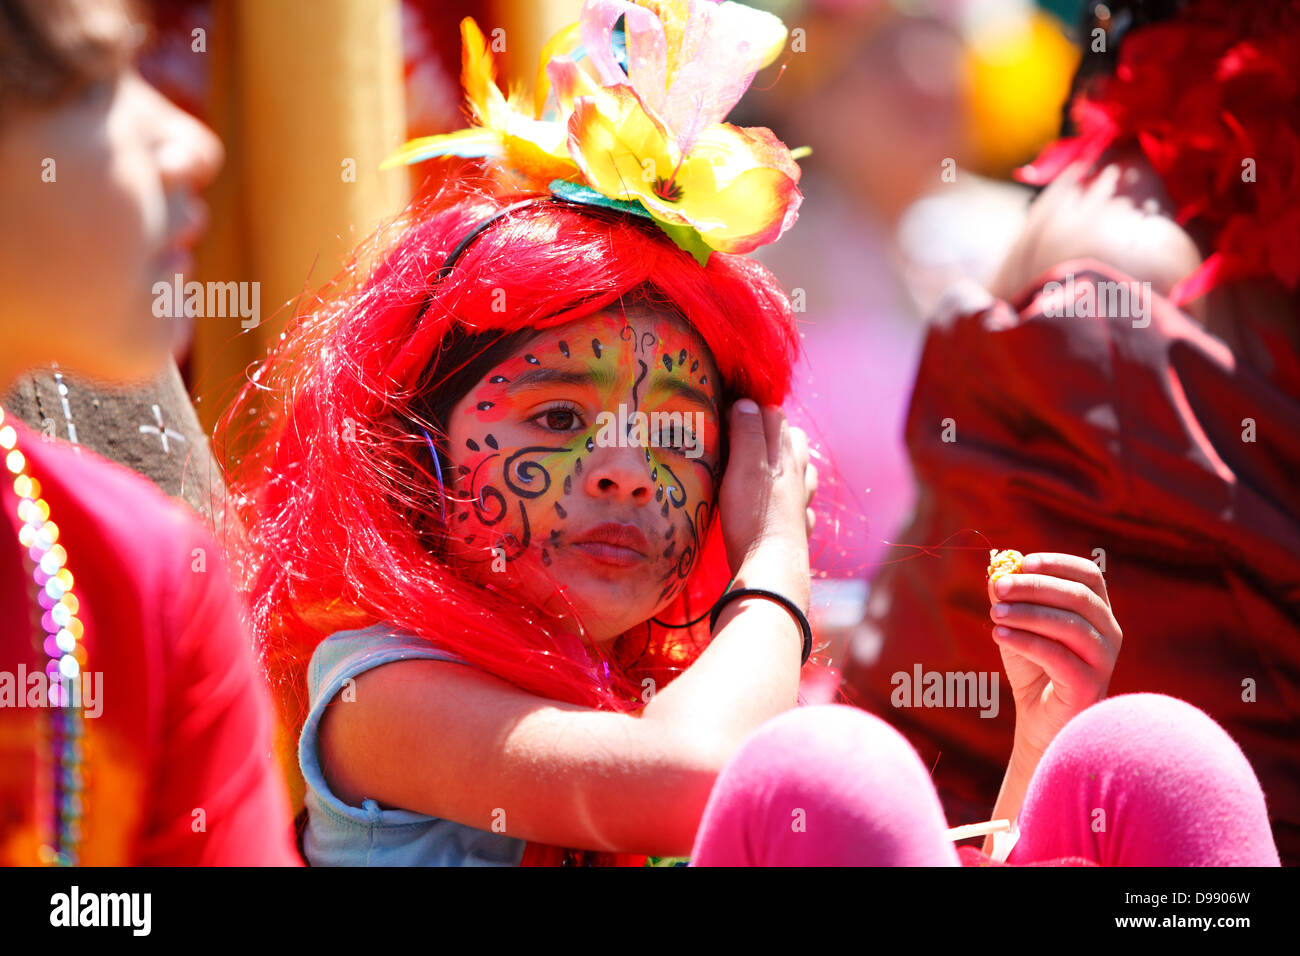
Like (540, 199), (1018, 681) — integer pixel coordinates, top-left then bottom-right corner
(0, 406), (86, 865)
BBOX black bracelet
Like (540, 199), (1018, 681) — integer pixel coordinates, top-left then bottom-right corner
(708, 588), (813, 665)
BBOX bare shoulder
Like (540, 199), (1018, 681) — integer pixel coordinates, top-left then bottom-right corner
(990, 149), (1204, 314)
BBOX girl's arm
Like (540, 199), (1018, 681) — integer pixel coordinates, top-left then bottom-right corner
(319, 401), (813, 857)
(983, 741), (1042, 854)
(980, 552), (1122, 853)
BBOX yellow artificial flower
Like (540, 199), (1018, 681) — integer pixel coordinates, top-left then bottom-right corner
(383, 1), (805, 262)
(568, 84), (800, 256)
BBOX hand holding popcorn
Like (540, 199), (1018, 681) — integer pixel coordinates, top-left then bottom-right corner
(987, 551), (1123, 761)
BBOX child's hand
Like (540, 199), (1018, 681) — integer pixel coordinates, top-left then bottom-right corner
(719, 400), (812, 610)
(987, 552), (1122, 761)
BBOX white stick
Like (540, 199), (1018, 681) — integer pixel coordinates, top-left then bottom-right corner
(946, 819), (1012, 842)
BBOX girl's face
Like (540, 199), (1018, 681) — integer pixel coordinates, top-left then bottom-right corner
(444, 305), (724, 642)
(0, 52), (223, 388)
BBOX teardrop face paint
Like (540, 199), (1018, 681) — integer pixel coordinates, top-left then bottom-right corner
(443, 305), (723, 641)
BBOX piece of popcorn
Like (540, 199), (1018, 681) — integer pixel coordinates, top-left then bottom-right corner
(987, 549), (1024, 585)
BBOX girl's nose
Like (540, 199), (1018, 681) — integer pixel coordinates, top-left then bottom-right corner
(584, 443), (655, 504)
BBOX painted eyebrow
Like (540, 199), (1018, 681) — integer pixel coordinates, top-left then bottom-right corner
(504, 365), (618, 394)
(649, 374), (717, 412)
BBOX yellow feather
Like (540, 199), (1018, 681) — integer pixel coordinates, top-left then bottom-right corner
(460, 17), (505, 128)
(379, 129), (503, 169)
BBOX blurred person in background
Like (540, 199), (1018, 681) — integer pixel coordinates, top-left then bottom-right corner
(0, 0), (297, 864)
(2, 0), (228, 526)
(844, 0), (1300, 863)
(742, 0), (1074, 667)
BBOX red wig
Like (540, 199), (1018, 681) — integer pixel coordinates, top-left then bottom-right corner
(219, 169), (804, 759)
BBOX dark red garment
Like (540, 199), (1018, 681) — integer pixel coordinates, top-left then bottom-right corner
(842, 262), (1300, 865)
(0, 418), (299, 865)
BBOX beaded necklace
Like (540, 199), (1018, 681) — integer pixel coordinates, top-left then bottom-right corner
(0, 406), (86, 865)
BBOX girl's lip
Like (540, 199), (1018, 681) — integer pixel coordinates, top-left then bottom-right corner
(570, 541), (648, 567)
(573, 522), (651, 553)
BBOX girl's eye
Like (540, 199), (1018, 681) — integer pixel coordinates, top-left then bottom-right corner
(530, 405), (585, 432)
(546, 409), (576, 430)
(658, 421), (688, 449)
(651, 413), (712, 455)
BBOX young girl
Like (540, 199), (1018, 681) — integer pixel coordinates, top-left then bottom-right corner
(222, 0), (1280, 866)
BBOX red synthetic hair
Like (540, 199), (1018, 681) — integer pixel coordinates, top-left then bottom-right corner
(218, 168), (804, 757)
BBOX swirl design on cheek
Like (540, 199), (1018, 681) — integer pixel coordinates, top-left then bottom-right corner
(458, 444), (568, 565)
(472, 484), (507, 526)
(503, 445), (569, 499)
(457, 450), (515, 560)
(461, 452), (505, 526)
(466, 485), (532, 560)
(657, 463), (688, 509)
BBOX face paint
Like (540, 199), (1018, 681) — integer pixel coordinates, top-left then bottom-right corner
(442, 306), (723, 641)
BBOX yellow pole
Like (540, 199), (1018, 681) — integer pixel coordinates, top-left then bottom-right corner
(192, 0), (410, 434)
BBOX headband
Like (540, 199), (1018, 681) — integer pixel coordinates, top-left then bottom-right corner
(389, 186), (657, 386)
(414, 184), (656, 323)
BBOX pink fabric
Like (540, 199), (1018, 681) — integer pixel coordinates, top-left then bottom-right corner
(691, 696), (1281, 866)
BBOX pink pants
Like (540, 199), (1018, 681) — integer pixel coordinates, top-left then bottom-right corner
(690, 695), (1281, 866)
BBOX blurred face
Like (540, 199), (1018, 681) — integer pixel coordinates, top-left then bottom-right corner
(444, 305), (724, 642)
(0, 26), (223, 388)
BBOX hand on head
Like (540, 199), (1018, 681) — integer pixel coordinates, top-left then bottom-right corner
(718, 399), (815, 613)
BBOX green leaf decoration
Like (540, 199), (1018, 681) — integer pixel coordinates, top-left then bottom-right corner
(547, 179), (713, 267)
(652, 218), (713, 267)
(548, 179), (652, 219)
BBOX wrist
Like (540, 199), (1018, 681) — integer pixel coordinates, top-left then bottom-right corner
(734, 546), (809, 611)
(1008, 731), (1045, 777)
(709, 587), (812, 665)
